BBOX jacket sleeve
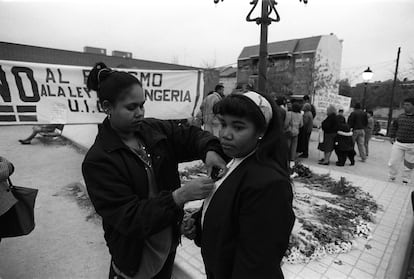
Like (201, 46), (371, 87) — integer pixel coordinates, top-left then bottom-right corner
(82, 157), (183, 238)
(284, 111), (291, 130)
(0, 156), (14, 181)
(150, 119), (226, 163)
(389, 117), (399, 138)
(231, 179), (295, 279)
(363, 113), (368, 127)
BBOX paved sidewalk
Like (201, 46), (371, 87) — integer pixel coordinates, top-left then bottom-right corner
(175, 165), (414, 279)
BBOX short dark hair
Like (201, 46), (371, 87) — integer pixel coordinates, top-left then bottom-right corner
(354, 103), (361, 109)
(367, 110), (374, 116)
(303, 95), (310, 101)
(275, 96), (286, 106)
(292, 102), (302, 113)
(403, 98), (414, 105)
(215, 84), (224, 92)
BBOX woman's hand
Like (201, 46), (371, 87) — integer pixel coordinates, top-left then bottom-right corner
(173, 177), (215, 206)
(181, 215), (197, 240)
(205, 151), (228, 179)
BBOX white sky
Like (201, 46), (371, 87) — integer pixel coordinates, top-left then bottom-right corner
(1, 0), (413, 85)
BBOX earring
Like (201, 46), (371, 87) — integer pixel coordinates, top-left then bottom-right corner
(105, 111), (111, 119)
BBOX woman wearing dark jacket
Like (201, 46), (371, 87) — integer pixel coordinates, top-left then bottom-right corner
(82, 63), (227, 279)
(334, 116), (356, 166)
(318, 105), (339, 165)
(184, 92), (295, 279)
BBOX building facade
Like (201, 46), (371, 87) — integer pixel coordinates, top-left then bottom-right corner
(237, 34), (343, 97)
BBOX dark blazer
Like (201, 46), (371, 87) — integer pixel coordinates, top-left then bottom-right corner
(82, 118), (224, 276)
(195, 155), (295, 279)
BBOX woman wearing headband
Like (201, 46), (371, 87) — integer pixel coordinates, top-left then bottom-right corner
(184, 92), (295, 279)
(82, 62), (228, 279)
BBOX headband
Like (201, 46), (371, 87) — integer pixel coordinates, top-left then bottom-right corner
(243, 91), (273, 126)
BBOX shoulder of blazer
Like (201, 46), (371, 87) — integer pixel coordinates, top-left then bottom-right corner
(237, 156), (288, 189)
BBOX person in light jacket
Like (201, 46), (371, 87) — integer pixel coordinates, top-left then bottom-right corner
(284, 102), (303, 162)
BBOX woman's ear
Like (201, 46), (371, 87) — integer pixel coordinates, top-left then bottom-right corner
(102, 100), (113, 116)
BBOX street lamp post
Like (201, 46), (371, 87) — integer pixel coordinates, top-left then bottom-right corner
(361, 67), (373, 110)
(214, 0), (308, 94)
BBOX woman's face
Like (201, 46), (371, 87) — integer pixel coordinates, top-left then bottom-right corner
(106, 84), (145, 133)
(217, 114), (262, 158)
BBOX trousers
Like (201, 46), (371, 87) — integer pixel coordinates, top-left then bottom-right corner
(388, 141), (414, 183)
(352, 129), (366, 160)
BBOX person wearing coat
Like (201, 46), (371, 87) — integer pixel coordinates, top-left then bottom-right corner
(82, 63), (228, 279)
(297, 103), (314, 158)
(334, 116), (356, 166)
(184, 92), (295, 279)
(318, 105), (339, 165)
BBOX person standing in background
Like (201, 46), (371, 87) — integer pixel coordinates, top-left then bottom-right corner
(364, 110), (374, 157)
(284, 102), (303, 162)
(303, 95), (316, 118)
(318, 105), (339, 165)
(348, 103), (368, 162)
(298, 103), (314, 158)
(195, 84), (225, 137)
(388, 98), (414, 185)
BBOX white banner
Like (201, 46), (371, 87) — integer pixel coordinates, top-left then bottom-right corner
(0, 60), (203, 125)
(313, 92), (351, 127)
(314, 92), (351, 113)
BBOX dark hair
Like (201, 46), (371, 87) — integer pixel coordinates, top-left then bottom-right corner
(404, 98), (414, 105)
(292, 102), (302, 113)
(354, 103), (361, 109)
(336, 114), (346, 124)
(303, 95), (310, 101)
(215, 84), (224, 92)
(276, 96), (286, 106)
(367, 110), (373, 116)
(213, 93), (289, 176)
(87, 62), (142, 104)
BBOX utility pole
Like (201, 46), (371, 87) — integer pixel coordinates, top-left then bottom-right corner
(386, 47), (401, 136)
(257, 0), (270, 94)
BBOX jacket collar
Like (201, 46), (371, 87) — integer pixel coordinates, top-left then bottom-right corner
(98, 117), (167, 153)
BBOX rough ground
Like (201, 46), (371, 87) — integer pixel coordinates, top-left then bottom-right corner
(0, 126), (108, 279)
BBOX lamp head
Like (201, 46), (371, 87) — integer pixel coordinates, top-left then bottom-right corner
(362, 67), (373, 82)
